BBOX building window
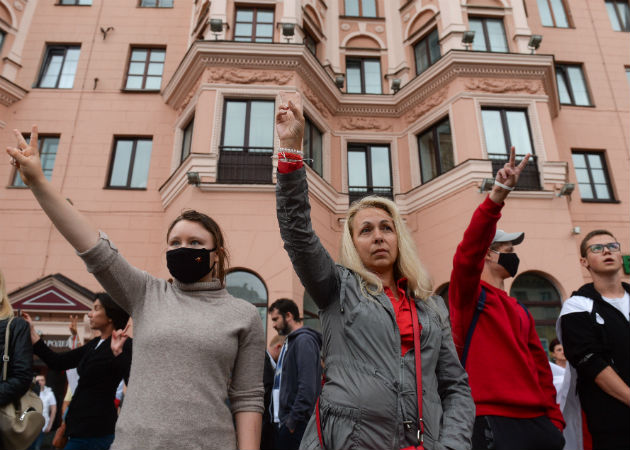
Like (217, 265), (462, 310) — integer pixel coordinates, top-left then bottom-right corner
(181, 117), (194, 163)
(346, 58), (382, 94)
(571, 151), (614, 201)
(234, 8), (274, 42)
(626, 67), (630, 85)
(304, 117), (323, 176)
(59, 0), (92, 5)
(344, 0), (376, 17)
(347, 144), (392, 203)
(218, 100), (275, 184)
(0, 31), (5, 54)
(37, 45), (80, 89)
(13, 136), (59, 187)
(606, 0), (630, 31)
(304, 31), (317, 56)
(510, 272), (562, 351)
(481, 108), (540, 190)
(125, 48), (165, 91)
(225, 269), (268, 332)
(556, 64), (591, 106)
(468, 17), (508, 52)
(107, 138), (153, 189)
(414, 28), (440, 75)
(139, 0), (173, 7)
(537, 0), (569, 27)
(417, 118), (454, 184)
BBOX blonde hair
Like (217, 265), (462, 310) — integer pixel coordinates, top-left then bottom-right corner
(339, 196), (433, 300)
(0, 270), (14, 320)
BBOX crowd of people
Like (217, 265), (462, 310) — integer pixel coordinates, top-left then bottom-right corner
(0, 95), (627, 450)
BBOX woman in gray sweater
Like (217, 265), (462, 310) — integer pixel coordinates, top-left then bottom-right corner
(7, 127), (265, 450)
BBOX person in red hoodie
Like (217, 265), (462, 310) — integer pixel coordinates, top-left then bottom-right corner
(449, 147), (565, 450)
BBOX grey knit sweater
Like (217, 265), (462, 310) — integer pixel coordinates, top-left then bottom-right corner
(78, 232), (265, 450)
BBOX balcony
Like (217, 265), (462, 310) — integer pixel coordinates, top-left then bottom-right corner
(348, 186), (393, 205)
(489, 154), (540, 191)
(217, 148), (273, 184)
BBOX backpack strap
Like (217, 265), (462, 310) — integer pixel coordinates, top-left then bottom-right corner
(461, 288), (486, 368)
(2, 316), (14, 381)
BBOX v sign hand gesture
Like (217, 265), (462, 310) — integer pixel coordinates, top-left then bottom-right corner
(489, 146), (531, 205)
(6, 126), (46, 187)
(111, 321), (131, 357)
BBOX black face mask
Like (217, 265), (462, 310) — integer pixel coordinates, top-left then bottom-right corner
(166, 247), (216, 284)
(497, 252), (520, 278)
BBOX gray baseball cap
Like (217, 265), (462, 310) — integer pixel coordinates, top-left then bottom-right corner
(493, 229), (525, 246)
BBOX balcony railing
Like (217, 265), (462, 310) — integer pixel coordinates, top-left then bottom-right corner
(217, 147), (273, 184)
(489, 154), (540, 191)
(348, 186), (393, 205)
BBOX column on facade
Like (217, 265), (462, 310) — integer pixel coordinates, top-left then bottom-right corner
(510, 0), (534, 53)
(2, 0), (37, 81)
(383, 0), (407, 85)
(436, 0), (467, 53)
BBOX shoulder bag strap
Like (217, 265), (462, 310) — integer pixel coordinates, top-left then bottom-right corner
(410, 299), (424, 450)
(461, 288), (486, 368)
(2, 316), (14, 381)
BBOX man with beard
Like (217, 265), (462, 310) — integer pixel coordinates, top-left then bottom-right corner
(449, 148), (564, 450)
(268, 299), (322, 450)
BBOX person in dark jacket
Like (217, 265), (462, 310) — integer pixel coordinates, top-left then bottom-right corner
(558, 230), (629, 450)
(273, 94), (474, 450)
(262, 334), (286, 450)
(22, 293), (132, 450)
(268, 299), (322, 450)
(0, 270), (34, 450)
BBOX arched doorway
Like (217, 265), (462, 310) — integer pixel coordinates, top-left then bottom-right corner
(225, 269), (268, 333)
(509, 272), (562, 352)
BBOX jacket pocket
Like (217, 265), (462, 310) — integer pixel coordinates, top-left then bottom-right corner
(319, 401), (361, 450)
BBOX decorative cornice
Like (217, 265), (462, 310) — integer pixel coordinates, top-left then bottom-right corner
(0, 75), (27, 106)
(163, 43), (559, 119)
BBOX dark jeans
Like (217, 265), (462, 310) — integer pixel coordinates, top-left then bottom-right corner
(64, 435), (114, 450)
(273, 421), (308, 450)
(472, 415), (565, 450)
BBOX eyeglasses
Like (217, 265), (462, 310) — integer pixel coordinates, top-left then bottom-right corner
(587, 242), (621, 254)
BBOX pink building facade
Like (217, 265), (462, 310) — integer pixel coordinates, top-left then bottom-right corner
(0, 0), (628, 348)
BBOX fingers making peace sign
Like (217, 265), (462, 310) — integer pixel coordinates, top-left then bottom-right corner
(6, 125), (45, 187)
(489, 146), (531, 204)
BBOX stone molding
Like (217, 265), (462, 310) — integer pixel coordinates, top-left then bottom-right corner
(163, 42), (559, 119)
(0, 74), (27, 106)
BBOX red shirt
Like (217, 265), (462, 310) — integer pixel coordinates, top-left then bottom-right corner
(449, 196), (564, 430)
(384, 278), (414, 356)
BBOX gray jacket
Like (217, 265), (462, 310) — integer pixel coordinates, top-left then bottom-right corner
(276, 169), (475, 450)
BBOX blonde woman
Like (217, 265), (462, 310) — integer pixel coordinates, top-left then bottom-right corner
(273, 96), (475, 450)
(0, 270), (34, 450)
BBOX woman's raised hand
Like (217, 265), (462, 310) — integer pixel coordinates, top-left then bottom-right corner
(6, 126), (46, 187)
(275, 93), (305, 150)
(21, 311), (41, 344)
(69, 314), (79, 336)
(489, 146), (530, 204)
(111, 321), (130, 357)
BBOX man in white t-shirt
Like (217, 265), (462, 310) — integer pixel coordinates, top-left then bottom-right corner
(557, 229), (629, 450)
(28, 374), (57, 450)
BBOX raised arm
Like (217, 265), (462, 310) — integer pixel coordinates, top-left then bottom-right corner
(275, 94), (340, 309)
(23, 312), (89, 371)
(449, 148), (530, 349)
(7, 126), (149, 313)
(6, 126), (98, 252)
